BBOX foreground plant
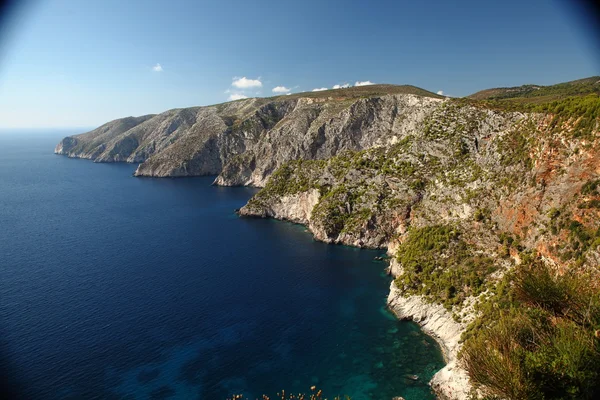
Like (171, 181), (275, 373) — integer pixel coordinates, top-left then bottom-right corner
(461, 256), (600, 399)
(226, 386), (352, 400)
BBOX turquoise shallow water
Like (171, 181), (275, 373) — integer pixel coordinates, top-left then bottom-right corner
(0, 131), (445, 400)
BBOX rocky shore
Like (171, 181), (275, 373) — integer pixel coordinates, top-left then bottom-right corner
(386, 260), (471, 400)
(240, 198), (472, 398)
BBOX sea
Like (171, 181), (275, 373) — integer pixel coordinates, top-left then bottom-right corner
(0, 130), (444, 400)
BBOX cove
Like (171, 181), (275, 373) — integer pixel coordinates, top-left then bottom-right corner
(0, 131), (444, 400)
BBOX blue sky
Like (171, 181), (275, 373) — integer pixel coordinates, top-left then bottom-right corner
(0, 0), (598, 129)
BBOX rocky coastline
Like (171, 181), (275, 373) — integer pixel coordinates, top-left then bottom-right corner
(238, 192), (471, 399)
(386, 260), (471, 400)
(56, 80), (600, 399)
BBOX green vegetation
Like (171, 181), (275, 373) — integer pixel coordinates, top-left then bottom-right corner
(468, 76), (600, 102)
(421, 101), (485, 142)
(458, 74), (600, 142)
(578, 199), (600, 209)
(269, 84), (444, 101)
(461, 256), (600, 400)
(496, 120), (535, 169)
(227, 387), (351, 400)
(545, 203), (600, 265)
(534, 95), (600, 139)
(248, 139), (432, 240)
(324, 140), (418, 181)
(473, 208), (490, 222)
(305, 141), (438, 238)
(548, 208), (561, 220)
(247, 159), (325, 208)
(457, 92), (600, 140)
(394, 225), (497, 308)
(311, 184), (366, 236)
(581, 179), (600, 196)
(236, 79), (600, 400)
(236, 80), (600, 399)
(563, 221), (600, 263)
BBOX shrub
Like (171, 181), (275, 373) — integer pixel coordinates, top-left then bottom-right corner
(532, 94), (600, 139)
(474, 208), (489, 222)
(548, 208), (561, 220)
(461, 257), (600, 399)
(394, 226), (497, 307)
(311, 185), (362, 236)
(581, 179), (600, 196)
(462, 311), (543, 399)
(545, 206), (600, 265)
(227, 387), (351, 400)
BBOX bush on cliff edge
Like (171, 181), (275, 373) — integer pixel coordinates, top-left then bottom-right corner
(461, 257), (600, 400)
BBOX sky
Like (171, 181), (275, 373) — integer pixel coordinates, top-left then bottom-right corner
(0, 0), (598, 129)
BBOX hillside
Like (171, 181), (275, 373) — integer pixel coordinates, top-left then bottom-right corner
(237, 84), (600, 399)
(55, 84), (443, 184)
(468, 75), (600, 103)
(272, 84), (445, 101)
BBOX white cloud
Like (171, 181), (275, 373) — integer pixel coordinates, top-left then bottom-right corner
(286, 93), (292, 96)
(437, 90), (444, 95)
(228, 93), (248, 101)
(333, 83), (350, 89)
(272, 86), (291, 93)
(232, 77), (262, 89)
(312, 87), (328, 92)
(354, 80), (374, 86)
(152, 63), (163, 72)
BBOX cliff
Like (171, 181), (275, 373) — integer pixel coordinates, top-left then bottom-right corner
(237, 87), (600, 398)
(387, 277), (471, 400)
(55, 85), (443, 184)
(56, 80), (600, 399)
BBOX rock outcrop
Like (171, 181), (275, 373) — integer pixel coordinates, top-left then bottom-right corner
(238, 100), (531, 249)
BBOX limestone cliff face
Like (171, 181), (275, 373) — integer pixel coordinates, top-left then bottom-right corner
(55, 87), (444, 184)
(55, 99), (271, 176)
(55, 114), (156, 160)
(241, 189), (321, 223)
(239, 101), (532, 248)
(216, 94), (442, 186)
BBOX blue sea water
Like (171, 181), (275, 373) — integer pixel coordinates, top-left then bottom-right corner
(0, 131), (444, 400)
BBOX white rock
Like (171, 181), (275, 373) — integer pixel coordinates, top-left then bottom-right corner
(387, 260), (472, 400)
